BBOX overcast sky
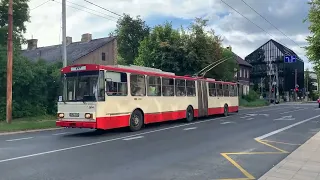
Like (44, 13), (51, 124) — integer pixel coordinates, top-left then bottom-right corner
(24, 0), (312, 69)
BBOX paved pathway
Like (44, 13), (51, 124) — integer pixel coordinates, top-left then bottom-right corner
(259, 131), (320, 180)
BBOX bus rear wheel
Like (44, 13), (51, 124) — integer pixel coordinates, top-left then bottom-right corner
(185, 106), (194, 122)
(129, 110), (144, 132)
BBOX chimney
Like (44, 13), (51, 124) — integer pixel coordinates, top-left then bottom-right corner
(27, 39), (38, 50)
(226, 45), (232, 51)
(66, 36), (72, 45)
(81, 33), (92, 42)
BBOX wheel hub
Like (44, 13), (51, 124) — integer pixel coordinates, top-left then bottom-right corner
(133, 116), (139, 126)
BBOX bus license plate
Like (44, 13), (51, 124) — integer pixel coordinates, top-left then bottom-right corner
(69, 113), (79, 117)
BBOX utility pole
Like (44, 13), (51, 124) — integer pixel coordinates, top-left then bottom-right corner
(294, 69), (297, 101)
(275, 65), (279, 103)
(62, 0), (67, 67)
(269, 74), (272, 103)
(306, 71), (308, 101)
(6, 0), (13, 124)
(260, 77), (263, 99)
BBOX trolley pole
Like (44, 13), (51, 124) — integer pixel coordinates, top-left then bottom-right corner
(6, 0), (13, 124)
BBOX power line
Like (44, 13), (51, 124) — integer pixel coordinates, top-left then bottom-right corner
(51, 0), (117, 22)
(30, 0), (51, 10)
(240, 0), (300, 47)
(83, 0), (123, 17)
(220, 0), (292, 56)
(66, 0), (118, 20)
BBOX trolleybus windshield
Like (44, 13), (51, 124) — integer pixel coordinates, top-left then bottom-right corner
(62, 70), (105, 102)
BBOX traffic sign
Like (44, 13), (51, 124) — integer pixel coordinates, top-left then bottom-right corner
(284, 56), (296, 63)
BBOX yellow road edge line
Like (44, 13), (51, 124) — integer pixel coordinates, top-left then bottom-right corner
(225, 152), (287, 155)
(219, 138), (291, 179)
(261, 139), (301, 146)
(255, 138), (289, 153)
(221, 153), (255, 180)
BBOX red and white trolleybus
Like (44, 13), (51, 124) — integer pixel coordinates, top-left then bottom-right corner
(56, 64), (239, 131)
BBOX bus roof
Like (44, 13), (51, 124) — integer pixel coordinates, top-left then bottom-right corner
(61, 64), (237, 85)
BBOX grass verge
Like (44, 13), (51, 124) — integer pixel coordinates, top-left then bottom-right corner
(240, 98), (270, 107)
(0, 115), (57, 133)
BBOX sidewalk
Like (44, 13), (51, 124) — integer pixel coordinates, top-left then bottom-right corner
(259, 131), (320, 180)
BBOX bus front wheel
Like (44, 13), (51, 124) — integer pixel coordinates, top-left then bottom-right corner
(129, 110), (144, 132)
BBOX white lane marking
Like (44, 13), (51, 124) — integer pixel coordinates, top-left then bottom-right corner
(0, 105), (296, 163)
(183, 127), (197, 131)
(274, 115), (295, 121)
(221, 122), (234, 124)
(6, 137), (33, 142)
(52, 132), (71, 136)
(280, 108), (307, 114)
(256, 114), (320, 140)
(246, 118), (254, 120)
(123, 136), (144, 141)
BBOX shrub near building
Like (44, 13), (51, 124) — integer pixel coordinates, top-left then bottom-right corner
(240, 89), (269, 107)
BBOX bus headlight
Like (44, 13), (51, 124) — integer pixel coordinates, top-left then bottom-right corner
(58, 113), (64, 118)
(85, 113), (93, 119)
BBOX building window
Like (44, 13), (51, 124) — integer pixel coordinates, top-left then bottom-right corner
(240, 68), (243, 77)
(102, 52), (106, 61)
(247, 69), (249, 79)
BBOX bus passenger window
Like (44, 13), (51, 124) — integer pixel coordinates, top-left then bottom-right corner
(208, 83), (216, 97)
(147, 76), (161, 96)
(130, 74), (146, 96)
(223, 84), (229, 96)
(217, 83), (223, 96)
(162, 78), (174, 96)
(230, 85), (235, 96)
(106, 72), (127, 96)
(175, 79), (186, 96)
(186, 80), (196, 96)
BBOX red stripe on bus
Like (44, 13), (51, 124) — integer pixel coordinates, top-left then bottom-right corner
(144, 110), (187, 124)
(96, 115), (130, 129)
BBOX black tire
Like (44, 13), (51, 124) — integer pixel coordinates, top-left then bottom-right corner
(318, 103), (320, 108)
(129, 110), (144, 132)
(185, 106), (194, 122)
(224, 104), (229, 116)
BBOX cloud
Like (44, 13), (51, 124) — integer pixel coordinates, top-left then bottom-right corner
(24, 0), (312, 69)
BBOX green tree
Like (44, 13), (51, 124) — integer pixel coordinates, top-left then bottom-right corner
(115, 14), (150, 65)
(305, 69), (318, 100)
(134, 17), (237, 80)
(305, 0), (320, 73)
(0, 0), (30, 46)
(134, 22), (186, 75)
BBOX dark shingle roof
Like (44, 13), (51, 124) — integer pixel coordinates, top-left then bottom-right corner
(21, 37), (116, 63)
(245, 39), (303, 62)
(233, 52), (252, 67)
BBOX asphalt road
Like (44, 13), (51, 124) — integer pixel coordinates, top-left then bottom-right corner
(0, 103), (319, 180)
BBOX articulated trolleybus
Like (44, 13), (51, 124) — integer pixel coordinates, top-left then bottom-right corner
(56, 64), (239, 131)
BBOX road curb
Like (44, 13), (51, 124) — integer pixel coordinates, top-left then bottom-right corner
(0, 127), (64, 136)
